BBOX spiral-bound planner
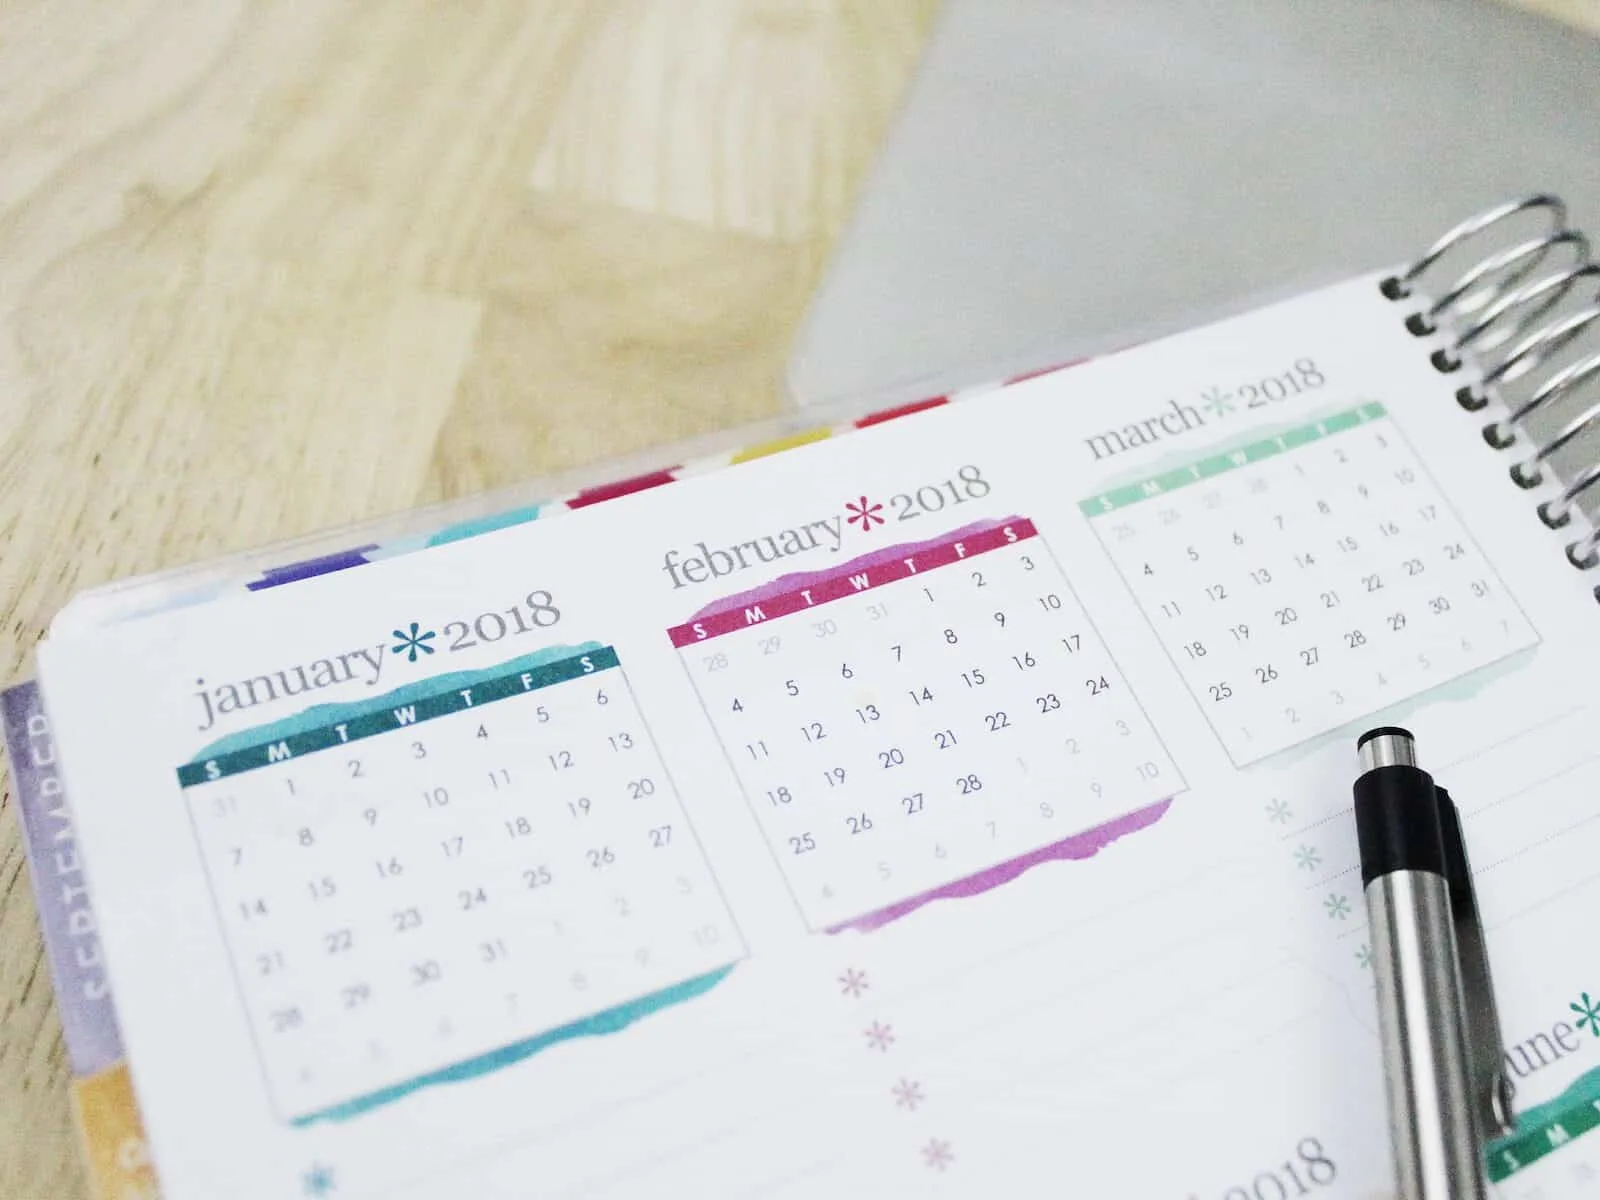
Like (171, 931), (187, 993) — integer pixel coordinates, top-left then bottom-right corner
(10, 197), (1600, 1199)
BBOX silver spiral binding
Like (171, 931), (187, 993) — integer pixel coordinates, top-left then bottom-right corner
(1447, 255), (1598, 373)
(1381, 194), (1567, 301)
(1382, 194), (1600, 589)
(1477, 302), (1600, 428)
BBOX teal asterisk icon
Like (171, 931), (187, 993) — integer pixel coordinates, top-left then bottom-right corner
(391, 622), (437, 662)
(302, 1163), (336, 1195)
(1201, 386), (1237, 419)
(1293, 844), (1321, 871)
(1355, 943), (1372, 969)
(1324, 893), (1352, 921)
(1572, 991), (1600, 1038)
(1265, 798), (1292, 824)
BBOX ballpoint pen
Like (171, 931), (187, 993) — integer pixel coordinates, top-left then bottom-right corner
(1352, 726), (1513, 1200)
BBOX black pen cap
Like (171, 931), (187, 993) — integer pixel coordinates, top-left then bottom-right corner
(1353, 727), (1447, 885)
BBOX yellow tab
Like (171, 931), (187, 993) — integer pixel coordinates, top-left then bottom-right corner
(731, 427), (831, 464)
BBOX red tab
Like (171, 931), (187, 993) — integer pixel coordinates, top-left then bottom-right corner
(1006, 359), (1083, 386)
(853, 396), (949, 429)
(568, 469), (680, 509)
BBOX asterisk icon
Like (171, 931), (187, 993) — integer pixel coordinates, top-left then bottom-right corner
(838, 967), (870, 998)
(1265, 798), (1292, 824)
(302, 1163), (336, 1196)
(864, 1020), (896, 1051)
(391, 621), (436, 662)
(1355, 943), (1373, 969)
(845, 496), (885, 530)
(1293, 844), (1321, 871)
(921, 1138), (954, 1172)
(1201, 387), (1236, 418)
(892, 1078), (925, 1110)
(1324, 893), (1352, 921)
(1570, 991), (1600, 1038)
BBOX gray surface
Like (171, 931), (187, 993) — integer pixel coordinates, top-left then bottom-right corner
(787, 0), (1600, 408)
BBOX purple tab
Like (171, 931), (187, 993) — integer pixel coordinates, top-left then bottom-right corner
(246, 544), (379, 590)
(3, 682), (125, 1076)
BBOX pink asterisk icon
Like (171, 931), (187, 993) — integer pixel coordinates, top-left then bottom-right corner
(838, 967), (870, 998)
(921, 1138), (954, 1172)
(891, 1078), (924, 1110)
(863, 1020), (896, 1051)
(845, 496), (885, 530)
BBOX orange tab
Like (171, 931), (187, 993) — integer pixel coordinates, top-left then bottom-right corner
(73, 1064), (161, 1200)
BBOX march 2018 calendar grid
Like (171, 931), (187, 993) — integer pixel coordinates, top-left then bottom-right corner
(1080, 402), (1539, 765)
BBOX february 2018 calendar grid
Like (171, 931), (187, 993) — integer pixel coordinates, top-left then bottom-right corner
(667, 516), (1181, 933)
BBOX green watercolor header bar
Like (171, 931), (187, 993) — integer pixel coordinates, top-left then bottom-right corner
(177, 646), (619, 786)
(1078, 402), (1388, 516)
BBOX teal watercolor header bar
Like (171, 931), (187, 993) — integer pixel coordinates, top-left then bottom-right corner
(177, 644), (617, 786)
(1079, 402), (1387, 516)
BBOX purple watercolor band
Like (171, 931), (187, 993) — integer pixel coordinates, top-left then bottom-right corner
(825, 798), (1174, 935)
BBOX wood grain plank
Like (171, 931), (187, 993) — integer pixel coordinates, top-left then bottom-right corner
(0, 3), (934, 1195)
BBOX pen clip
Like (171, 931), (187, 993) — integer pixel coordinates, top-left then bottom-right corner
(1436, 787), (1516, 1140)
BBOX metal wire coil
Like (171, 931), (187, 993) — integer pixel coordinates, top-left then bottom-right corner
(1382, 194), (1600, 593)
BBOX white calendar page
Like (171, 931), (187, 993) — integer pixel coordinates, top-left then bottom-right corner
(35, 273), (1600, 1200)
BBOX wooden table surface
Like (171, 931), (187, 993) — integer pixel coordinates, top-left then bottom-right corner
(0, 2), (1593, 1195)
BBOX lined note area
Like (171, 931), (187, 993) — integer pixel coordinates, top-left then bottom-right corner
(1270, 703), (1600, 995)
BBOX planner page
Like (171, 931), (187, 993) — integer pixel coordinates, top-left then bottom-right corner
(36, 274), (1600, 1199)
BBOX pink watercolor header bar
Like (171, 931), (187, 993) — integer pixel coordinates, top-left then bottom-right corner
(667, 517), (1038, 647)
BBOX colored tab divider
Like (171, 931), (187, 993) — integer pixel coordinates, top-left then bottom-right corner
(667, 518), (1039, 646)
(2, 682), (125, 1077)
(177, 645), (618, 786)
(1078, 401), (1388, 516)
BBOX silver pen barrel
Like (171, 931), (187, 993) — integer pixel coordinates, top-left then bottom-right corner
(1354, 729), (1486, 1200)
